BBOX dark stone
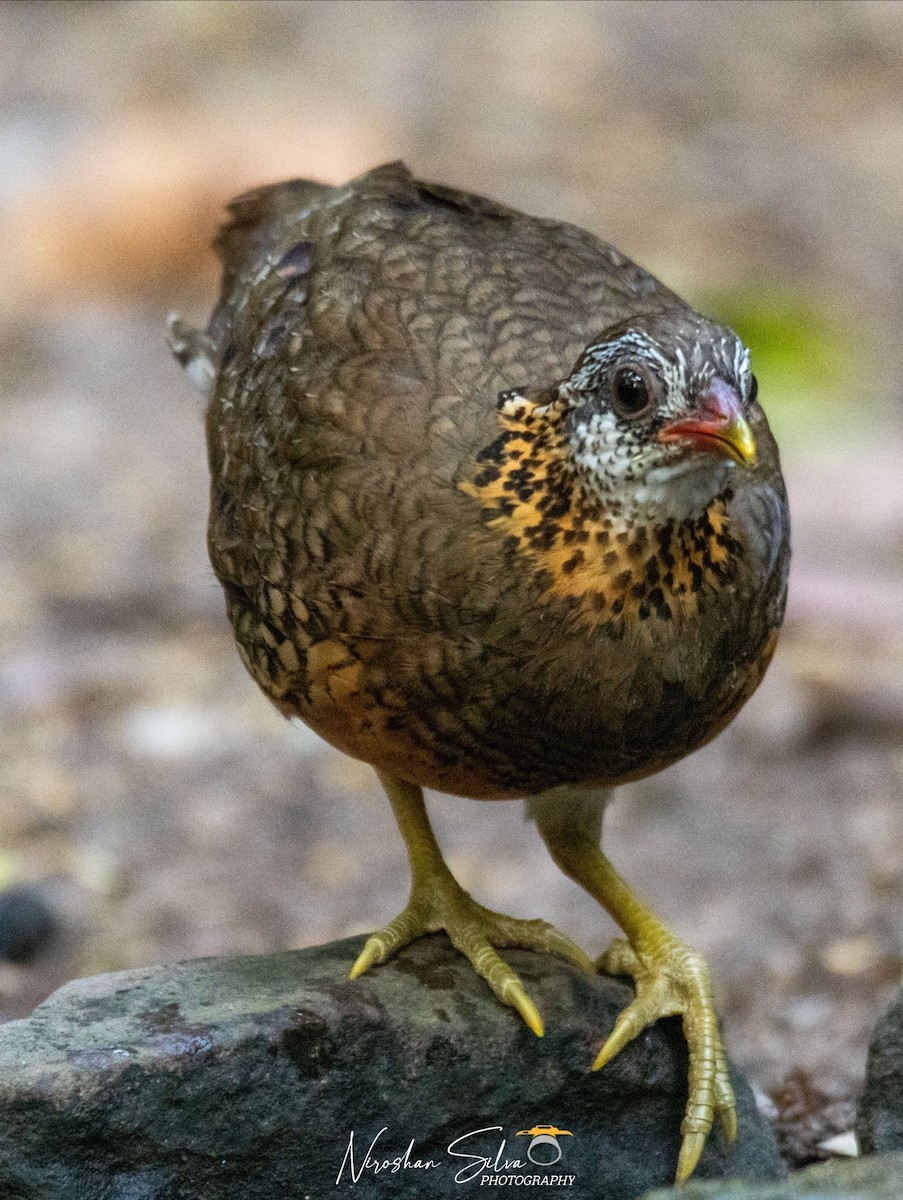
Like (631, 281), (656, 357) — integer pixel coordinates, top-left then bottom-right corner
(0, 935), (781, 1199)
(858, 986), (903, 1153)
(0, 886), (57, 963)
(641, 1152), (903, 1199)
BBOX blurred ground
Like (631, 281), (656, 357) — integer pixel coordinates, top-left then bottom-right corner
(0, 0), (901, 1123)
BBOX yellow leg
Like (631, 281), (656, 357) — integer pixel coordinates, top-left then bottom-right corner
(350, 773), (593, 1036)
(533, 790), (736, 1184)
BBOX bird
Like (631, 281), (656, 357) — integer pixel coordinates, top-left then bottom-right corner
(169, 161), (789, 1183)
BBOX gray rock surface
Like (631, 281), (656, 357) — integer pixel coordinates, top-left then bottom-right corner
(858, 987), (903, 1154)
(641, 1152), (903, 1199)
(0, 935), (780, 1199)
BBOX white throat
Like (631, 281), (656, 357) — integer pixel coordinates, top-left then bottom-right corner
(571, 409), (735, 524)
(627, 455), (735, 522)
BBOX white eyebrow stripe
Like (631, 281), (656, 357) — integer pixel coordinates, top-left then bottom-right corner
(565, 326), (751, 413)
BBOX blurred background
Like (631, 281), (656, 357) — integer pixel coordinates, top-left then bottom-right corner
(0, 0), (901, 1135)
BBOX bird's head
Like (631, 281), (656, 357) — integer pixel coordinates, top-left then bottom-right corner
(464, 311), (767, 626)
(553, 312), (758, 523)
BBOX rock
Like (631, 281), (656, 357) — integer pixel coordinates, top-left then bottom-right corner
(0, 935), (781, 1200)
(0, 886), (57, 964)
(858, 986), (903, 1153)
(640, 1151), (903, 1198)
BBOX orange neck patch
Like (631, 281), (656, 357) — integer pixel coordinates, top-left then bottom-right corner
(460, 392), (742, 629)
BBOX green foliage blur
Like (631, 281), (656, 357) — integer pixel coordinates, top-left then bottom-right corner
(707, 290), (875, 450)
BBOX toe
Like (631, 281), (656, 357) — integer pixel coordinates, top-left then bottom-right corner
(487, 910), (594, 973)
(592, 935), (736, 1182)
(348, 889), (560, 1037)
(349, 937), (383, 979)
(716, 1058), (738, 1142)
(674, 954), (736, 1179)
(676, 1131), (706, 1184)
(591, 971), (673, 1069)
(534, 924), (595, 973)
(348, 904), (426, 978)
(596, 936), (639, 977)
(450, 927), (545, 1036)
(591, 997), (651, 1070)
(503, 980), (545, 1037)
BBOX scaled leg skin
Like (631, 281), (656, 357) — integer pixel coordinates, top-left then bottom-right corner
(350, 772), (593, 1036)
(531, 788), (737, 1184)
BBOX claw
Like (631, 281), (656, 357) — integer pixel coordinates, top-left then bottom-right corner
(592, 1007), (645, 1070)
(675, 1131), (706, 1184)
(503, 981), (544, 1037)
(349, 936), (385, 979)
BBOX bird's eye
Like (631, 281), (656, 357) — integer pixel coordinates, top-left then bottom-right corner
(748, 373), (759, 405)
(610, 365), (654, 418)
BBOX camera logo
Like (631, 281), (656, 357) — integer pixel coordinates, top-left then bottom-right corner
(515, 1125), (573, 1166)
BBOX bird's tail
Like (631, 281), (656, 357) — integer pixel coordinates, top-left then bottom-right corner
(167, 177), (329, 396)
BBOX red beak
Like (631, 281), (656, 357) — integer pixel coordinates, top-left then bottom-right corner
(657, 378), (757, 466)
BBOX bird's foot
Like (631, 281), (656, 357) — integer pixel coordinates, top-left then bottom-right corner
(595, 936), (737, 1183)
(350, 876), (593, 1036)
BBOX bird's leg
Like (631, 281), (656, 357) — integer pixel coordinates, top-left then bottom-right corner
(350, 773), (593, 1036)
(532, 789), (736, 1184)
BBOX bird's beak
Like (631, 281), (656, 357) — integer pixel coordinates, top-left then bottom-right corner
(657, 378), (757, 467)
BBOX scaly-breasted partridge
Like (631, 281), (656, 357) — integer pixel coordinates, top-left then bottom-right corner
(170, 162), (790, 1181)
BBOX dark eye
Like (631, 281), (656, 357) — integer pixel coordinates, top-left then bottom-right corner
(611, 365), (654, 418)
(748, 373), (759, 404)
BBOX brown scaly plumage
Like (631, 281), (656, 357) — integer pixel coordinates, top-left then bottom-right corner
(170, 162), (789, 1182)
